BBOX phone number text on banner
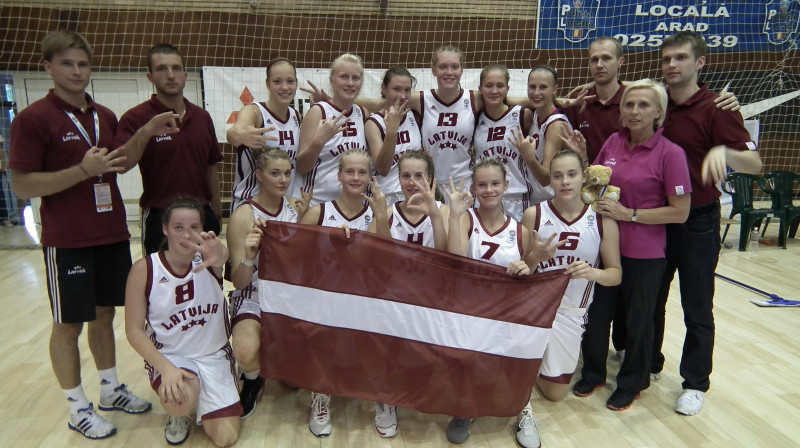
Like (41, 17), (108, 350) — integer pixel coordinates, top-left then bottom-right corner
(537, 0), (800, 51)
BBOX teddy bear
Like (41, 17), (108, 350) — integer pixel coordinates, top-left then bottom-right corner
(581, 165), (621, 211)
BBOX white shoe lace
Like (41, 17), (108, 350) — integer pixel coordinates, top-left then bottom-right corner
(312, 393), (330, 424)
(519, 410), (538, 435)
(167, 416), (189, 434)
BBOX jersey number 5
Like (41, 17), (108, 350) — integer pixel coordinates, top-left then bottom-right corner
(559, 232), (580, 251)
(175, 280), (195, 305)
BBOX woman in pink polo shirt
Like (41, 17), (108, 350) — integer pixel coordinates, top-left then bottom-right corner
(562, 79), (691, 411)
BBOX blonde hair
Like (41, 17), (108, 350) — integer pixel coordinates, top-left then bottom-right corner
(432, 45), (464, 67)
(621, 78), (668, 128)
(42, 30), (92, 61)
(330, 53), (364, 78)
(337, 148), (373, 173)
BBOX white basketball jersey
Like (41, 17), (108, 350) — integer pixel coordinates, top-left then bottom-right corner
(301, 101), (367, 206)
(145, 252), (229, 358)
(474, 105), (531, 201)
(231, 103), (302, 211)
(369, 111), (422, 201)
(317, 201), (374, 232)
(533, 200), (603, 310)
(230, 198), (299, 305)
(466, 208), (524, 268)
(421, 89), (476, 185)
(528, 110), (572, 204)
(388, 201), (441, 248)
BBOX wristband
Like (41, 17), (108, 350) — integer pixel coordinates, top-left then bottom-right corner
(241, 257), (255, 267)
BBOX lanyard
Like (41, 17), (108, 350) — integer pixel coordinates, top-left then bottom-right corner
(64, 109), (99, 148)
(64, 109), (103, 183)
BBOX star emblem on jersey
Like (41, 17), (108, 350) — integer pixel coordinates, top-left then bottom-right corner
(181, 318), (207, 331)
(441, 142), (458, 150)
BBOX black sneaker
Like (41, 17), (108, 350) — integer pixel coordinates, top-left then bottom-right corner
(239, 375), (264, 419)
(573, 379), (605, 397)
(606, 388), (639, 411)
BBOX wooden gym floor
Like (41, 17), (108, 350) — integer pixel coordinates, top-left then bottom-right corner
(0, 205), (798, 447)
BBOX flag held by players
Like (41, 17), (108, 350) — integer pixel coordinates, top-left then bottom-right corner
(258, 222), (568, 418)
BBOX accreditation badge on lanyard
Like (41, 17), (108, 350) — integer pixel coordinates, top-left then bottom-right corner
(64, 109), (113, 213)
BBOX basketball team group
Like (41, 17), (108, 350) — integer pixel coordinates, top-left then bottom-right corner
(8, 28), (761, 447)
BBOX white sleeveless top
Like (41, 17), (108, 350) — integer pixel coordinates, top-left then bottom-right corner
(466, 208), (524, 268)
(231, 103), (301, 211)
(229, 198), (299, 304)
(388, 201), (441, 248)
(144, 252), (229, 358)
(528, 110), (572, 204)
(368, 110), (422, 202)
(474, 105), (531, 198)
(317, 200), (374, 232)
(301, 100), (367, 206)
(420, 89), (477, 186)
(533, 200), (603, 311)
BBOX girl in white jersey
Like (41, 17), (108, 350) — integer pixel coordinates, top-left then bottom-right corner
(513, 150), (621, 448)
(226, 148), (311, 419)
(227, 58), (303, 211)
(369, 150), (449, 251)
(125, 197), (240, 447)
(366, 68), (422, 207)
(297, 54), (368, 206)
(298, 149), (382, 438)
(473, 64), (534, 221)
(443, 158), (535, 444)
(510, 65), (575, 205)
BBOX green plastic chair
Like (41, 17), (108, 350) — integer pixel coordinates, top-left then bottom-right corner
(720, 173), (787, 251)
(758, 171), (800, 241)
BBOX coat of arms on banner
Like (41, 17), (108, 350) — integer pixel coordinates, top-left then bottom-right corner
(557, 0), (600, 43)
(764, 0), (800, 45)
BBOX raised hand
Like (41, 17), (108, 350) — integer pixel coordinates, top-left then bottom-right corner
(405, 175), (438, 217)
(318, 110), (349, 142)
(243, 217), (268, 260)
(294, 188), (313, 221)
(80, 146), (127, 177)
(384, 96), (409, 132)
(528, 229), (567, 264)
(188, 230), (229, 272)
(299, 80), (331, 104)
(363, 177), (388, 216)
(508, 126), (538, 160)
(714, 84), (740, 112)
(142, 111), (181, 137)
(558, 126), (588, 161)
(442, 176), (474, 217)
(238, 125), (278, 149)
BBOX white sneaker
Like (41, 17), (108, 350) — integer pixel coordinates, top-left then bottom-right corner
(650, 372), (662, 382)
(516, 408), (540, 448)
(374, 403), (397, 438)
(675, 389), (705, 416)
(309, 392), (332, 437)
(68, 404), (117, 440)
(99, 384), (152, 414)
(165, 415), (190, 445)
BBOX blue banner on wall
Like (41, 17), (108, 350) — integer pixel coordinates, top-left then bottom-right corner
(536, 0), (800, 51)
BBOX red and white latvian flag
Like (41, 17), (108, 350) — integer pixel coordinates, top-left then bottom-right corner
(258, 222), (569, 418)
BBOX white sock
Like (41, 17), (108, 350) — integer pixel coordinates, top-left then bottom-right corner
(243, 370), (260, 380)
(63, 385), (91, 414)
(98, 367), (120, 398)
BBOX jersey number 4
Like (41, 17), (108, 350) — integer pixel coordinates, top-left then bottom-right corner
(175, 281), (195, 305)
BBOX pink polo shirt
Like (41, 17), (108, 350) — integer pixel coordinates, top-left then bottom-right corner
(594, 128), (691, 259)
